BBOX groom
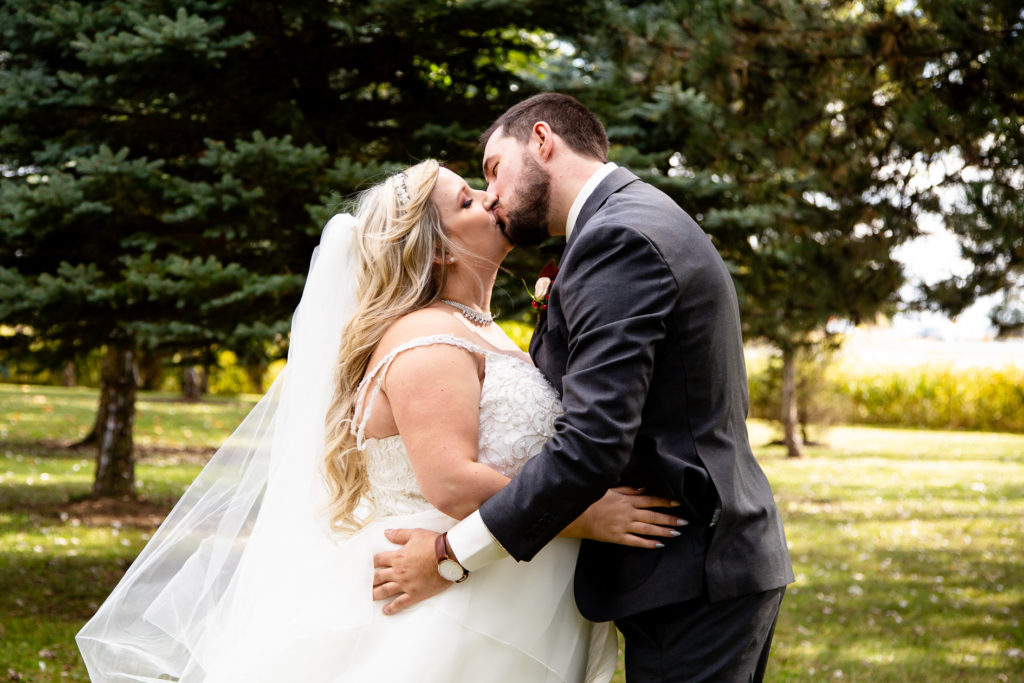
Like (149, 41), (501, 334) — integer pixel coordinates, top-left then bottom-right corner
(374, 93), (793, 681)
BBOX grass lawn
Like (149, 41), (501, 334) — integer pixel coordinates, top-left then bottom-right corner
(2, 383), (1022, 681)
(749, 423), (1023, 682)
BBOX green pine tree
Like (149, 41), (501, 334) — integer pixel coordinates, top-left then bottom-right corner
(554, 0), (997, 456)
(903, 1), (1024, 336)
(0, 0), (589, 496)
(552, 1), (974, 458)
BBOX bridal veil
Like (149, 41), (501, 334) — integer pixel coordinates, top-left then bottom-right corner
(77, 214), (362, 680)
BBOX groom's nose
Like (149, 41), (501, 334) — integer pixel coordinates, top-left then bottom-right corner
(483, 190), (498, 212)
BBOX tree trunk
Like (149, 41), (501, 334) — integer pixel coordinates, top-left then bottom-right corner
(72, 382), (110, 448)
(780, 347), (804, 458)
(61, 361), (76, 387)
(92, 347), (137, 497)
(182, 366), (203, 401)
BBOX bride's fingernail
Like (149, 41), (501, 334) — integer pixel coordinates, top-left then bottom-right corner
(669, 530), (682, 537)
(676, 518), (688, 526)
(654, 542), (665, 549)
(670, 501), (682, 507)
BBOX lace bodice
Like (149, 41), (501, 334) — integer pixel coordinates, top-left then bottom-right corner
(355, 334), (562, 516)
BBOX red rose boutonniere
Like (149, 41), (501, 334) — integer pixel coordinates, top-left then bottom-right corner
(526, 260), (559, 311)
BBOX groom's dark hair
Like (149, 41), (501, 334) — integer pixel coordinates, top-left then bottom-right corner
(480, 92), (609, 162)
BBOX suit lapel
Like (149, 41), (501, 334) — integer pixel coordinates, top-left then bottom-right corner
(528, 309), (547, 359)
(530, 168), (640, 375)
(568, 167), (640, 248)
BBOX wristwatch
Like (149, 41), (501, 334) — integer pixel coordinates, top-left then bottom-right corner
(435, 532), (469, 583)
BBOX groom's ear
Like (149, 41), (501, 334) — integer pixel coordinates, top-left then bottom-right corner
(531, 122), (554, 161)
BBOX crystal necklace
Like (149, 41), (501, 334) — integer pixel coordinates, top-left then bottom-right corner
(440, 299), (493, 326)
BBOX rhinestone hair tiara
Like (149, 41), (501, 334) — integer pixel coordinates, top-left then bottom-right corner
(394, 172), (411, 207)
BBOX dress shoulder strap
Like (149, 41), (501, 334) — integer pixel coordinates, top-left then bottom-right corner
(352, 334), (491, 450)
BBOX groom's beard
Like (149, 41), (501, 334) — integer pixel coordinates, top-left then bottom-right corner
(503, 154), (552, 248)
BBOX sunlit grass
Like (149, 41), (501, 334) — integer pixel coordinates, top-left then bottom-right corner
(0, 384), (256, 679)
(0, 382), (258, 447)
(2, 385), (1023, 681)
(753, 423), (1024, 682)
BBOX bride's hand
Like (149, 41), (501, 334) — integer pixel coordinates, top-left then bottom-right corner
(563, 487), (687, 548)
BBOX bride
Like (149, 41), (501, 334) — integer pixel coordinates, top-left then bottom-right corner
(77, 159), (682, 682)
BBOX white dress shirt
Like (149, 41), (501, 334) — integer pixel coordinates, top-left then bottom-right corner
(565, 162), (617, 239)
(446, 162), (619, 571)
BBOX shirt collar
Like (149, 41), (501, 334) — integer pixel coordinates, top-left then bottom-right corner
(565, 162), (618, 239)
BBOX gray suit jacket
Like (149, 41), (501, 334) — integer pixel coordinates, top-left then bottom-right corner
(478, 168), (793, 621)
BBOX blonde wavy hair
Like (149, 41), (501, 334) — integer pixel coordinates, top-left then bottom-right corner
(322, 159), (453, 532)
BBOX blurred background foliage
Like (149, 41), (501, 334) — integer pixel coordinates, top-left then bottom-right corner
(1, 0), (1021, 492)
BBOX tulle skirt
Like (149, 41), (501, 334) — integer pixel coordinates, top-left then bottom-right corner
(78, 508), (616, 682)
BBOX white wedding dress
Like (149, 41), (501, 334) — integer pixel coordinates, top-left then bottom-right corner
(77, 217), (615, 682)
(80, 338), (616, 682)
(194, 335), (616, 682)
(303, 333), (616, 682)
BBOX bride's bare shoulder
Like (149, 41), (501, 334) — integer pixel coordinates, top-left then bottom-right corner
(374, 305), (471, 354)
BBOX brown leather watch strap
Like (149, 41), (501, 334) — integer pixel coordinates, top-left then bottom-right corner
(435, 531), (449, 563)
(435, 532), (469, 583)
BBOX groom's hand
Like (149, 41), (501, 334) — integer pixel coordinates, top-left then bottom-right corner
(372, 528), (451, 615)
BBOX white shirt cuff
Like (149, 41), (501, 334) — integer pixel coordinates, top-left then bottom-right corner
(446, 510), (509, 572)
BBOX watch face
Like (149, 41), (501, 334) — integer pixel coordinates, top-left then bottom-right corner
(438, 559), (465, 582)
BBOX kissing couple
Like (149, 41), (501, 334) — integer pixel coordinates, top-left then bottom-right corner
(78, 93), (793, 682)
